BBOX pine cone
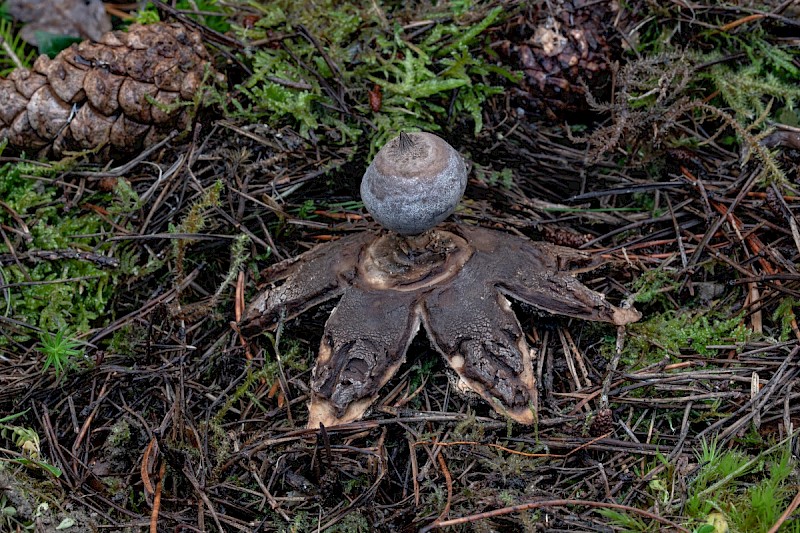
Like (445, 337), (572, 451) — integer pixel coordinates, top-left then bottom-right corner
(495, 0), (625, 116)
(589, 408), (614, 437)
(0, 22), (213, 158)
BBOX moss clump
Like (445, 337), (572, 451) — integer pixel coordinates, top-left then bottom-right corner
(0, 161), (117, 339)
(771, 297), (800, 342)
(631, 267), (679, 305)
(228, 0), (514, 154)
(625, 309), (750, 364)
(614, 440), (800, 533)
(107, 419), (131, 448)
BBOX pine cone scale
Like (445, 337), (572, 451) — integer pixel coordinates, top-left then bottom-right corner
(10, 69), (46, 99)
(38, 57), (87, 103)
(109, 115), (149, 151)
(28, 86), (72, 139)
(495, 0), (628, 115)
(152, 90), (179, 124)
(84, 69), (123, 116)
(67, 104), (113, 149)
(10, 113), (47, 148)
(0, 80), (28, 124)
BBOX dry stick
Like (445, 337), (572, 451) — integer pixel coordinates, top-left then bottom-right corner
(0, 34), (22, 69)
(89, 266), (202, 344)
(141, 437), (158, 497)
(769, 182), (800, 273)
(580, 206), (692, 249)
(418, 498), (691, 533)
(149, 462), (166, 533)
(273, 313), (294, 425)
(182, 463), (226, 533)
(601, 326), (627, 409)
(71, 130), (181, 178)
(667, 402), (693, 462)
(233, 272), (253, 361)
(247, 460), (291, 522)
(784, 382), (794, 437)
(697, 346), (800, 442)
(719, 13), (766, 31)
(535, 329), (548, 394)
(38, 405), (75, 488)
(558, 328), (584, 400)
(562, 329), (592, 388)
(409, 436), (421, 506)
(104, 4), (134, 19)
(0, 199), (31, 237)
(569, 362), (698, 415)
(682, 165), (761, 270)
(151, 0), (245, 50)
(720, 198), (798, 337)
(415, 432), (613, 460)
(665, 194), (688, 269)
(683, 167), (800, 340)
(71, 375), (111, 473)
(427, 453), (453, 528)
(418, 429), (451, 501)
(318, 449), (387, 531)
(0, 249), (119, 268)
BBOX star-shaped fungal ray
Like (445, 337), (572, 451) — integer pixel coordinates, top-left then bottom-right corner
(308, 287), (421, 428)
(422, 259), (537, 425)
(242, 223), (640, 428)
(459, 225), (641, 327)
(240, 232), (373, 336)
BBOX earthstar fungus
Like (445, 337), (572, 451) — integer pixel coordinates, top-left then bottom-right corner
(242, 132), (641, 428)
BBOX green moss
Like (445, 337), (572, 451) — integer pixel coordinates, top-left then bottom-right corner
(0, 161), (117, 338)
(227, 0), (514, 155)
(473, 164), (514, 189)
(686, 440), (798, 533)
(323, 511), (369, 533)
(700, 30), (800, 122)
(624, 309), (750, 364)
(107, 419), (131, 448)
(171, 180), (223, 278)
(601, 439), (799, 533)
(771, 297), (799, 342)
(135, 0), (230, 32)
(631, 267), (678, 305)
(212, 335), (310, 423)
(39, 329), (82, 380)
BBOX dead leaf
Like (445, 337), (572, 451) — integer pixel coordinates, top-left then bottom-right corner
(7, 0), (111, 47)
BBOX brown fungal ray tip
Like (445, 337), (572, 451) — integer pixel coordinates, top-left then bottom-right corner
(242, 222), (640, 429)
